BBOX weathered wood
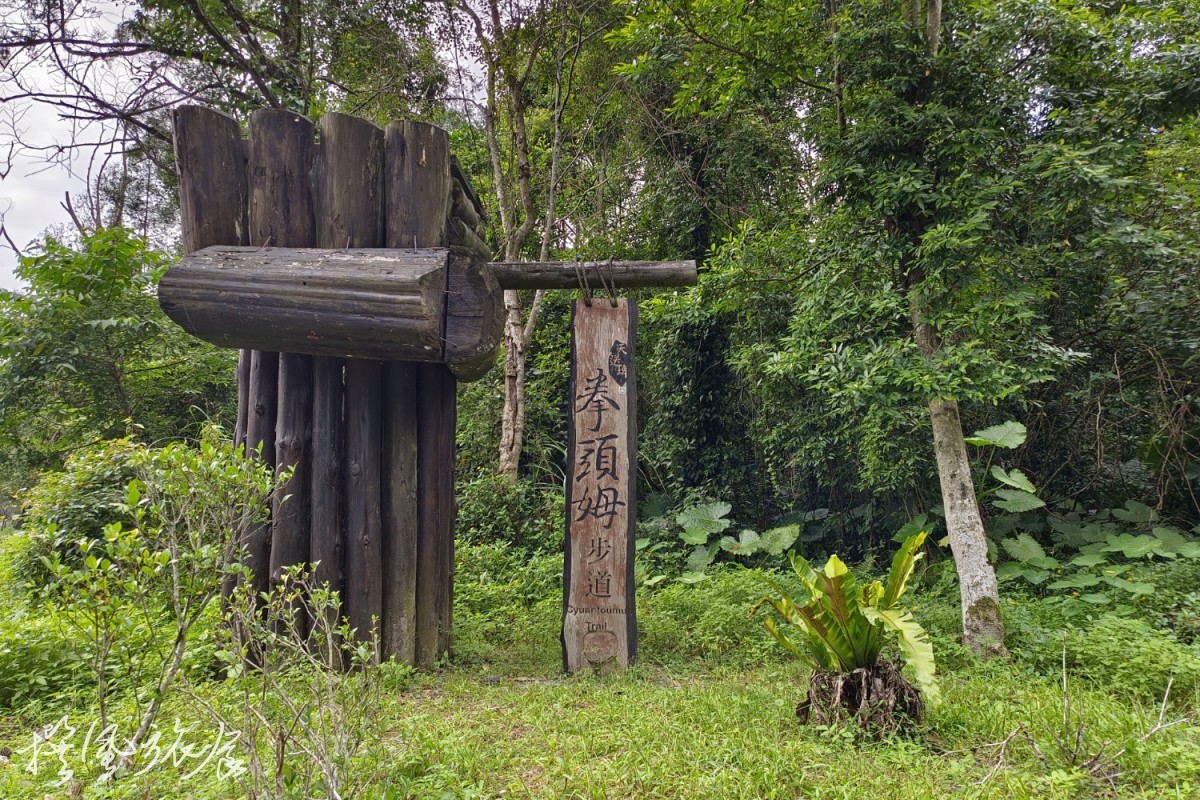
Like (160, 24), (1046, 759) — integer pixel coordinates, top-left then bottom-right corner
(173, 105), (248, 605)
(490, 260), (698, 290)
(310, 356), (344, 612)
(447, 217), (493, 263)
(173, 106), (247, 253)
(233, 349), (250, 455)
(244, 349), (279, 601)
(345, 359), (383, 644)
(247, 108), (317, 608)
(311, 113), (385, 639)
(385, 121), (452, 249)
(451, 155), (486, 225)
(314, 113), (385, 250)
(415, 363), (456, 666)
(158, 247), (511, 369)
(451, 178), (484, 234)
(563, 299), (638, 673)
(381, 362), (418, 663)
(445, 249), (504, 381)
(248, 109), (315, 247)
(271, 352), (313, 633)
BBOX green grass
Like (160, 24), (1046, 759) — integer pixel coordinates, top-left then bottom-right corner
(2, 550), (1198, 799)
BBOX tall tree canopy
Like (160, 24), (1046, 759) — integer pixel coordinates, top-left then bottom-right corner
(613, 0), (1200, 653)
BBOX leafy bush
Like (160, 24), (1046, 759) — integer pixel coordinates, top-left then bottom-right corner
(456, 475), (565, 553)
(1067, 615), (1200, 703)
(9, 438), (141, 594)
(637, 566), (783, 666)
(453, 540), (563, 670)
(0, 605), (84, 711)
(754, 533), (940, 705)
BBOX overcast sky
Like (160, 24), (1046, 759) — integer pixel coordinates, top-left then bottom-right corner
(1, 1), (130, 292)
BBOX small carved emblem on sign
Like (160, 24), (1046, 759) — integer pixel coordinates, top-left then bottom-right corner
(608, 340), (630, 387)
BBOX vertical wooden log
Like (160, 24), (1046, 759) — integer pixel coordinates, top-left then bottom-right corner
(244, 349), (279, 598)
(310, 356), (344, 626)
(382, 363), (418, 662)
(417, 364), (457, 661)
(173, 106), (247, 254)
(385, 121), (452, 250)
(314, 112), (386, 647)
(386, 121), (456, 666)
(233, 351), (250, 455)
(248, 109), (316, 604)
(345, 360), (383, 643)
(562, 300), (638, 673)
(172, 106), (247, 602)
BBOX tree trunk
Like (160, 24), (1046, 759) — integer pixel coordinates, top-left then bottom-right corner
(912, 313), (1006, 657)
(927, 396), (1008, 657)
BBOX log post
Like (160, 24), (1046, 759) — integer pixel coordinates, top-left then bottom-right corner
(172, 105), (248, 603)
(315, 113), (386, 646)
(247, 109), (316, 611)
(309, 110), (384, 642)
(387, 120), (456, 666)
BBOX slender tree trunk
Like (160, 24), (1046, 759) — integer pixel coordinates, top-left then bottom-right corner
(915, 319), (1007, 657)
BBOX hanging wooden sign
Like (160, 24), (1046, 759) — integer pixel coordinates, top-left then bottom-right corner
(562, 298), (638, 673)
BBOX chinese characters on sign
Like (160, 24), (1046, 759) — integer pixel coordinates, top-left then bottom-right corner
(563, 299), (637, 673)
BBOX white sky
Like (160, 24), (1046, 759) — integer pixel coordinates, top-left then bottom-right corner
(0, 1), (131, 291)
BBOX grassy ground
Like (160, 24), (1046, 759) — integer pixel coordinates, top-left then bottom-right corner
(1, 553), (1198, 799)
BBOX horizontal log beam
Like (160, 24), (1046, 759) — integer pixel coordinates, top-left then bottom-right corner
(489, 260), (697, 290)
(158, 246), (503, 380)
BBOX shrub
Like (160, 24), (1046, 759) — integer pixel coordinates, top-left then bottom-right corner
(637, 565), (783, 666)
(9, 438), (140, 595)
(456, 474), (564, 553)
(1067, 615), (1200, 703)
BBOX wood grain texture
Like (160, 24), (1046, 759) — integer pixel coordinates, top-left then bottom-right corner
(310, 355), (345, 611)
(490, 260), (697, 290)
(345, 358), (383, 644)
(246, 108), (317, 608)
(385, 121), (452, 249)
(381, 362), (418, 663)
(310, 113), (385, 635)
(563, 300), (638, 673)
(244, 348), (279, 601)
(173, 106), (247, 253)
(415, 363), (456, 666)
(159, 247), (449, 361)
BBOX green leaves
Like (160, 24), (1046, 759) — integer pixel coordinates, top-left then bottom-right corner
(965, 421), (1028, 449)
(753, 534), (939, 705)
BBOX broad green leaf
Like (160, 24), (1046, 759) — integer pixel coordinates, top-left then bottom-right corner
(1001, 533), (1046, 563)
(1178, 542), (1200, 559)
(1070, 553), (1108, 567)
(882, 532), (926, 608)
(1151, 526), (1187, 551)
(993, 489), (1046, 513)
(760, 524), (800, 555)
(1101, 576), (1156, 595)
(1020, 569), (1051, 585)
(1101, 533), (1170, 559)
(720, 529), (762, 554)
(679, 571), (709, 584)
(685, 543), (716, 573)
(1112, 500), (1156, 524)
(965, 420), (1027, 449)
(990, 466), (1037, 493)
(1047, 574), (1101, 590)
(861, 606), (940, 707)
(1080, 593), (1111, 604)
(893, 514), (929, 543)
(676, 502), (733, 534)
(680, 527), (710, 546)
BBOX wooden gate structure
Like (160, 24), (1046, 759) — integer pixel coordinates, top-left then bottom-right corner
(162, 105), (695, 668)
